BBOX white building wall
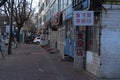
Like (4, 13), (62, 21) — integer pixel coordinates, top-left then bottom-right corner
(101, 6), (120, 79)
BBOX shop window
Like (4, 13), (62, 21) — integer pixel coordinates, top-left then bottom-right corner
(86, 26), (100, 54)
(86, 15), (100, 54)
(86, 12), (101, 55)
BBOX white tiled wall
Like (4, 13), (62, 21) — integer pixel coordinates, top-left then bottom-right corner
(100, 9), (120, 79)
(86, 51), (100, 77)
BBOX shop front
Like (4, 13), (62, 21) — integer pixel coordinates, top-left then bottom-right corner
(50, 12), (62, 48)
(64, 5), (75, 58)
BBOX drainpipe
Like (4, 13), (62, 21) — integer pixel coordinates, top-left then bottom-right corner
(99, 12), (102, 56)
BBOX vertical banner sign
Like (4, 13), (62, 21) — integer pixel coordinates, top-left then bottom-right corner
(74, 26), (86, 69)
(74, 11), (94, 26)
(76, 27), (86, 56)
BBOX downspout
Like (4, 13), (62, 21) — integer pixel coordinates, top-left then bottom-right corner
(99, 12), (102, 56)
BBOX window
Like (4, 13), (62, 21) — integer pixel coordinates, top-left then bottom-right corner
(86, 15), (100, 54)
(86, 27), (99, 53)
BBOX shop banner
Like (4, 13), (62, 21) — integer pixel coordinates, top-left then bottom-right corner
(73, 11), (94, 26)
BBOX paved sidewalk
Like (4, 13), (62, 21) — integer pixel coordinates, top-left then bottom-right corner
(0, 44), (98, 80)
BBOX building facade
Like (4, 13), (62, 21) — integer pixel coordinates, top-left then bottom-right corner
(38, 0), (120, 79)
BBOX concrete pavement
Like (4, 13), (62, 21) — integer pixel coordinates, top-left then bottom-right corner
(0, 43), (98, 80)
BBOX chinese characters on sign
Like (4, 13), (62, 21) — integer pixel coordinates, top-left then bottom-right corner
(74, 11), (94, 26)
(76, 27), (86, 56)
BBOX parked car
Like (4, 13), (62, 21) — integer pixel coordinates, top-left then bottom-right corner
(33, 37), (41, 44)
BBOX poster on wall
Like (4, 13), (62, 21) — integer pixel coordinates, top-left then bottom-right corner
(73, 11), (94, 26)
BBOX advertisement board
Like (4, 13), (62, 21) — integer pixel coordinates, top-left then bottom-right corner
(74, 11), (94, 26)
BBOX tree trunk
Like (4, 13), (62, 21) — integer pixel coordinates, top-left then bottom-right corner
(16, 26), (22, 43)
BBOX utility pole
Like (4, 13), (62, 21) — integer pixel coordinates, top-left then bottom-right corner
(8, 0), (14, 55)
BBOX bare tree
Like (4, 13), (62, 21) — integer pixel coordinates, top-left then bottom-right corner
(0, 0), (7, 7)
(1, 0), (33, 42)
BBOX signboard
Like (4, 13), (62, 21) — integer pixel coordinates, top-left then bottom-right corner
(76, 27), (86, 56)
(65, 5), (73, 20)
(72, 0), (90, 10)
(74, 11), (94, 26)
(74, 26), (86, 69)
(81, 0), (90, 10)
(6, 25), (15, 33)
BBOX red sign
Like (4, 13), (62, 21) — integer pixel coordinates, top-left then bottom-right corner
(76, 31), (85, 56)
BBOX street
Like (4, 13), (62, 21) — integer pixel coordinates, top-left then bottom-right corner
(0, 44), (97, 80)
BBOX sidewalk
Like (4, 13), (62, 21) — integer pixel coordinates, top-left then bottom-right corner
(0, 43), (98, 80)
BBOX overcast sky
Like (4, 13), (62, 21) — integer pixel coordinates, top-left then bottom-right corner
(27, 0), (39, 12)
(32, 0), (39, 12)
(32, 0), (39, 8)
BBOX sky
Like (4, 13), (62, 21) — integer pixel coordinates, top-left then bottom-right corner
(27, 0), (39, 13)
(32, 0), (39, 8)
(32, 0), (39, 12)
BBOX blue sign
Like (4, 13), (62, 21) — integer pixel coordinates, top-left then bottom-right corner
(81, 0), (90, 10)
(65, 5), (73, 20)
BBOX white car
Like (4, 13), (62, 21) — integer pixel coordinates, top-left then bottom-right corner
(33, 37), (41, 44)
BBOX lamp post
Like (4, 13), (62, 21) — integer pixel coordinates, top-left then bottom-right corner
(8, 0), (14, 55)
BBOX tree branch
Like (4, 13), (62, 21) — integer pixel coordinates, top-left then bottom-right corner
(0, 0), (7, 7)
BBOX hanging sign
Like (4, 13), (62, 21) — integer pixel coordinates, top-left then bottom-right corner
(74, 11), (94, 26)
(72, 0), (90, 10)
